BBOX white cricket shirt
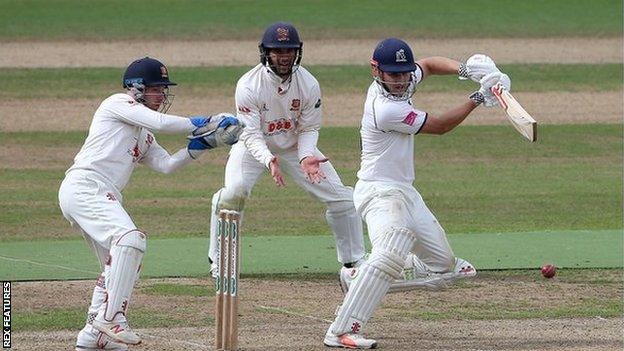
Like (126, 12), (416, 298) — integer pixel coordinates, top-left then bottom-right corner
(235, 64), (322, 167)
(357, 67), (428, 184)
(67, 93), (195, 191)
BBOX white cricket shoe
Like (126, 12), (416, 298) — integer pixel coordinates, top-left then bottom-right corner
(92, 318), (141, 345)
(75, 326), (128, 350)
(324, 330), (377, 349)
(340, 256), (477, 293)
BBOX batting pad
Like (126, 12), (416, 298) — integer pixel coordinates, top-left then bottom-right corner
(102, 230), (146, 321)
(331, 227), (416, 335)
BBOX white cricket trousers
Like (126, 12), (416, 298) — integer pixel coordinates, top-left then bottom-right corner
(353, 180), (455, 272)
(209, 142), (365, 265)
(58, 169), (137, 267)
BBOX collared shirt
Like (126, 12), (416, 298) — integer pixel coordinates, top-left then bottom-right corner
(235, 64), (322, 167)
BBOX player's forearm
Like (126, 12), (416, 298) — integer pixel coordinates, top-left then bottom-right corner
(297, 129), (319, 161)
(119, 103), (194, 134)
(439, 100), (478, 132)
(145, 148), (193, 174)
(423, 100), (477, 135)
(417, 57), (461, 76)
(240, 132), (274, 168)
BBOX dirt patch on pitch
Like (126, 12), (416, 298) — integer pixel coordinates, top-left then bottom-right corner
(1, 91), (621, 133)
(1, 37), (621, 68)
(11, 270), (623, 350)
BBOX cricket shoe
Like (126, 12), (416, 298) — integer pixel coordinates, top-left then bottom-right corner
(92, 318), (141, 345)
(75, 326), (128, 350)
(324, 330), (377, 349)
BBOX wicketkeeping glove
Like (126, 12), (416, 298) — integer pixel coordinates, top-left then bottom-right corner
(187, 116), (245, 159)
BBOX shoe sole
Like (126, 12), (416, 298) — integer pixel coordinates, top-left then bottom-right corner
(76, 346), (128, 351)
(324, 340), (378, 349)
(92, 322), (141, 346)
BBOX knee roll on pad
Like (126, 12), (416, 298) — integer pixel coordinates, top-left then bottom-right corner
(114, 230), (146, 252)
(378, 226), (417, 257)
(367, 248), (405, 280)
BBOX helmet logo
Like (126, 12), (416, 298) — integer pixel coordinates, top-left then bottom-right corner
(160, 66), (168, 78)
(395, 49), (407, 63)
(276, 27), (289, 41)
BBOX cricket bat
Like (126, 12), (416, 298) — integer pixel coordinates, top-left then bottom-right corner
(491, 84), (537, 142)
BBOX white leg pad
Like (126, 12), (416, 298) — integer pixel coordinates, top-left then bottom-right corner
(101, 230), (146, 321)
(326, 201), (366, 264)
(331, 227), (416, 335)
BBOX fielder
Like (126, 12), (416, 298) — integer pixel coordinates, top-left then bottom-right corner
(323, 38), (511, 348)
(58, 57), (243, 350)
(207, 22), (366, 275)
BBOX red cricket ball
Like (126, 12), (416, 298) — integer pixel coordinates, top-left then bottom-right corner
(541, 264), (557, 278)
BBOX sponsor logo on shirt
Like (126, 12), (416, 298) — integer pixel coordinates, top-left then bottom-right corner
(265, 118), (294, 135)
(238, 106), (251, 113)
(402, 111), (417, 126)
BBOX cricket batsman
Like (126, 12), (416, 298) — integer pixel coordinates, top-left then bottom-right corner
(58, 57), (243, 350)
(324, 38), (511, 348)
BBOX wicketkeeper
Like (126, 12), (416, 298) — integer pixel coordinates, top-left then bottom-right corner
(58, 57), (243, 350)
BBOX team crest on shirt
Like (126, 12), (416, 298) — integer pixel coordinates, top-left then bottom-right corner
(396, 49), (407, 63)
(290, 99), (301, 111)
(127, 132), (154, 163)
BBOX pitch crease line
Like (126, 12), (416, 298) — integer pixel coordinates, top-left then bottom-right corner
(0, 254), (100, 275)
(141, 332), (210, 350)
(258, 305), (333, 323)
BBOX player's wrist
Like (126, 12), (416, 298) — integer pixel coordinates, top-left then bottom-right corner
(458, 63), (469, 79)
(468, 91), (484, 105)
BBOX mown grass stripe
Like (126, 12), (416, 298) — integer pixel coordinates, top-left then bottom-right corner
(1, 64), (621, 98)
(0, 230), (621, 281)
(0, 0), (620, 40)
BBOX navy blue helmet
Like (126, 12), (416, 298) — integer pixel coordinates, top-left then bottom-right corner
(371, 38), (416, 73)
(258, 22), (303, 75)
(123, 57), (176, 89)
(371, 38), (418, 101)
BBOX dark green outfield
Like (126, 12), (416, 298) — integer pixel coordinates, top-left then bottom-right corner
(1, 124), (622, 241)
(0, 0), (621, 40)
(0, 64), (622, 98)
(0, 230), (621, 281)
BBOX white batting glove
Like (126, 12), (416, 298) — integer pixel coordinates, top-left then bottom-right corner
(459, 54), (500, 83)
(477, 71), (511, 107)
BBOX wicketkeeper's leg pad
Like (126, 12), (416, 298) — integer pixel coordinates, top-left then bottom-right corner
(101, 229), (146, 321)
